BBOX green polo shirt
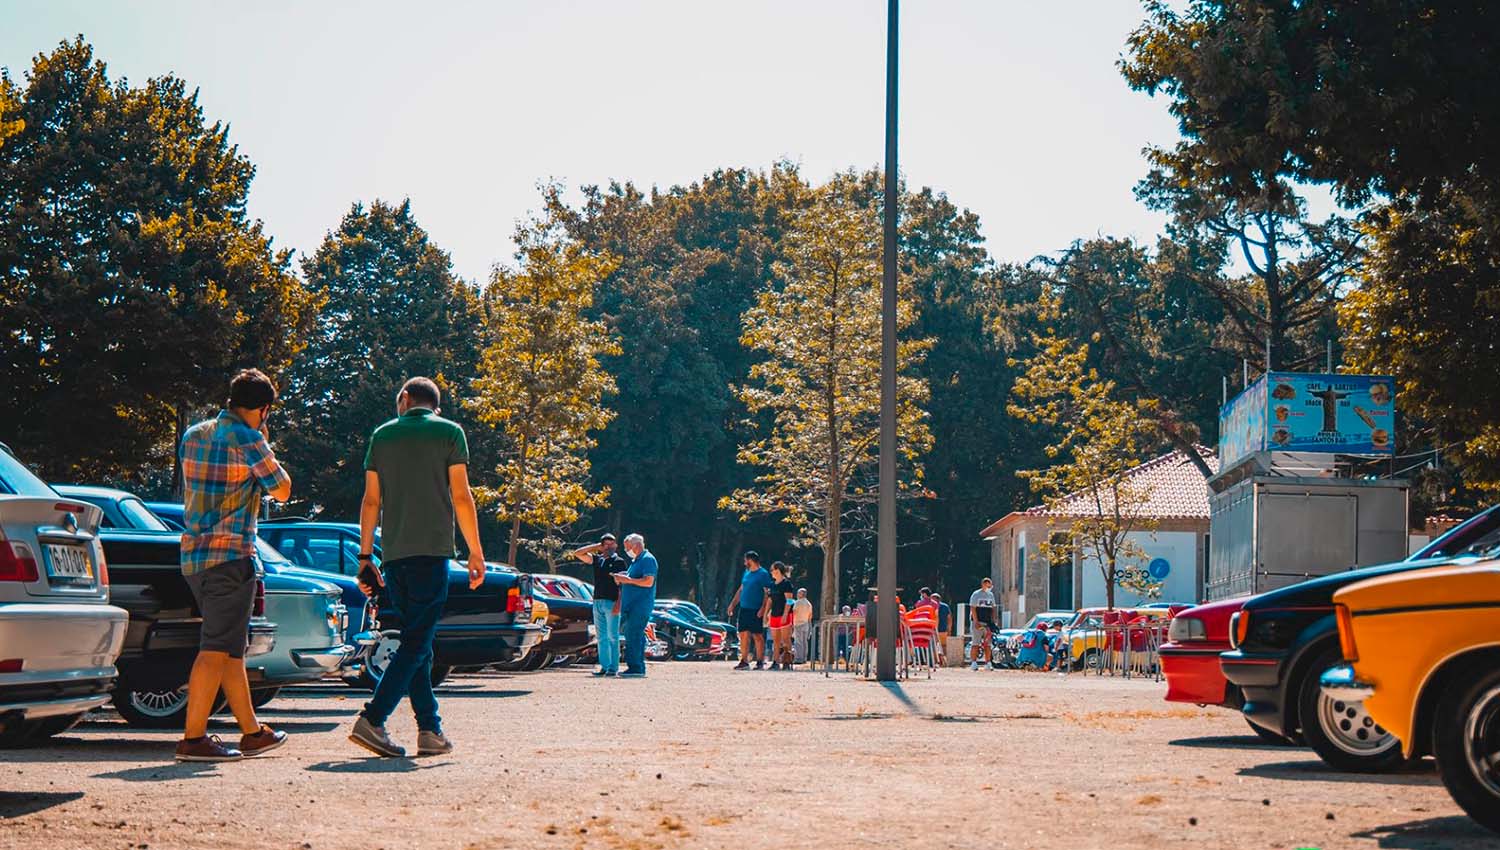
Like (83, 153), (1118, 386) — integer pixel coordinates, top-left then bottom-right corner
(363, 408), (469, 563)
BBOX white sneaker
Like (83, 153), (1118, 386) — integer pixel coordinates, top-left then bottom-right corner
(970, 661), (979, 670)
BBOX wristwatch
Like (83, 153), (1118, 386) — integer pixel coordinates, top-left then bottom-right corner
(358, 553), (374, 562)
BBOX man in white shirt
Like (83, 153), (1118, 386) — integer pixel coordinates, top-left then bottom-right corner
(969, 577), (998, 670)
(791, 588), (814, 664)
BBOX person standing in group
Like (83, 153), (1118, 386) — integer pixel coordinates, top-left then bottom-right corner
(791, 587), (814, 664)
(913, 587), (936, 613)
(349, 377), (486, 758)
(727, 551), (773, 670)
(765, 562), (796, 670)
(969, 577), (999, 671)
(931, 593), (952, 665)
(613, 533), (658, 677)
(573, 532), (627, 677)
(175, 368), (292, 762)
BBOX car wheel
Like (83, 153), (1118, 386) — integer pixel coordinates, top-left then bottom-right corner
(1298, 647), (1407, 772)
(430, 664), (452, 687)
(351, 635), (452, 689)
(1247, 716), (1294, 745)
(112, 674), (224, 729)
(1434, 666), (1500, 835)
(250, 687), (281, 709)
(1079, 648), (1102, 671)
(520, 651), (553, 672)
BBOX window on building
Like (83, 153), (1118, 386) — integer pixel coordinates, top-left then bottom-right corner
(1016, 545), (1025, 594)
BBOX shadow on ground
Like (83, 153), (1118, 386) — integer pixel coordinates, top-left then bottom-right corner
(1238, 759), (1438, 786)
(92, 761), (220, 782)
(1350, 815), (1494, 849)
(1169, 734), (1301, 751)
(304, 758), (454, 774)
(0, 791), (84, 819)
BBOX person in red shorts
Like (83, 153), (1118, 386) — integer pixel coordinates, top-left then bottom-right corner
(766, 562), (797, 670)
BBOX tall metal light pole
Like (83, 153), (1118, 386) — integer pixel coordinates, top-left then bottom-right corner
(875, 0), (900, 682)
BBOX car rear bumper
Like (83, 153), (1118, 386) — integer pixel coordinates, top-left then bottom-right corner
(1221, 649), (1290, 736)
(292, 645), (355, 672)
(0, 602), (129, 672)
(1159, 642), (1232, 706)
(434, 623), (547, 665)
(0, 603), (123, 718)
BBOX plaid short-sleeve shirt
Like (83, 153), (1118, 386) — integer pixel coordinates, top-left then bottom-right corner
(179, 409), (290, 576)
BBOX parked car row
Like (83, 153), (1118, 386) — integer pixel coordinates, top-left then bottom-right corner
(0, 440), (553, 744)
(1159, 504), (1500, 834)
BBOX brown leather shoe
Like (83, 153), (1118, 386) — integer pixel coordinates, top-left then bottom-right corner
(239, 725), (288, 757)
(175, 735), (242, 762)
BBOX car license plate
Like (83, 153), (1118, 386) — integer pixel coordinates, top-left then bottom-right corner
(45, 544), (93, 582)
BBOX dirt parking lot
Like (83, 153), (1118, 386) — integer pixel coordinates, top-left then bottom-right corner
(1, 663), (1491, 850)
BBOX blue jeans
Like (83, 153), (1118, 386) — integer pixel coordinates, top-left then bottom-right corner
(362, 556), (448, 732)
(592, 598), (621, 673)
(621, 604), (651, 674)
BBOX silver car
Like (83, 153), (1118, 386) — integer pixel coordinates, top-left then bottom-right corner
(0, 444), (129, 746)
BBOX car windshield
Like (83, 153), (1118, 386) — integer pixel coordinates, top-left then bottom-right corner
(118, 497), (171, 531)
(254, 536), (294, 565)
(1415, 508), (1500, 559)
(0, 449), (57, 497)
(667, 605), (711, 626)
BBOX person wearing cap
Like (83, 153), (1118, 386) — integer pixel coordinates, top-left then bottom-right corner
(791, 587), (814, 664)
(726, 551), (773, 670)
(573, 532), (628, 676)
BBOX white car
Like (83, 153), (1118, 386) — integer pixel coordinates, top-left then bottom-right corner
(0, 443), (128, 746)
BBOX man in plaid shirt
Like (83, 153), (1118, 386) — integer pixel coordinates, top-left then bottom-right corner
(174, 369), (293, 762)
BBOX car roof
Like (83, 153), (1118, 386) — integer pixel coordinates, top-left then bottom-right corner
(54, 483), (143, 501)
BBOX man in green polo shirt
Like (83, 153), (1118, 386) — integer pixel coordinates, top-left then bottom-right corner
(348, 377), (486, 758)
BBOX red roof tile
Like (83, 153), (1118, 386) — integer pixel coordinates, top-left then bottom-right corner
(979, 447), (1218, 538)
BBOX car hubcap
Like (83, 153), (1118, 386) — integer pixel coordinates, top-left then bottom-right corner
(131, 687), (188, 718)
(368, 634), (400, 678)
(1463, 684), (1500, 797)
(1318, 692), (1397, 756)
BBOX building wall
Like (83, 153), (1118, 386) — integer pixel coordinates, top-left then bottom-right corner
(987, 517), (1209, 619)
(1077, 529), (1202, 608)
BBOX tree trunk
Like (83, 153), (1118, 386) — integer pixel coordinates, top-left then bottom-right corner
(1104, 555), (1116, 610)
(507, 514), (521, 567)
(719, 525), (744, 618)
(699, 522), (724, 614)
(820, 502), (841, 616)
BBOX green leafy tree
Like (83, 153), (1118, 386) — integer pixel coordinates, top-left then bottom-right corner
(0, 38), (317, 486)
(278, 199), (482, 517)
(1121, 1), (1500, 206)
(721, 185), (933, 615)
(1341, 182), (1500, 492)
(467, 215), (620, 567)
(1008, 301), (1164, 610)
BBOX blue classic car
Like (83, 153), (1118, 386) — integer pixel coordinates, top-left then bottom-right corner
(57, 486), (351, 711)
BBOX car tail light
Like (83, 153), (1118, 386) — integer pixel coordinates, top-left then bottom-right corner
(0, 541), (39, 583)
(253, 579), (266, 617)
(506, 586), (525, 614)
(0, 659), (23, 673)
(96, 546), (109, 588)
(1167, 616), (1206, 643)
(1335, 604), (1358, 662)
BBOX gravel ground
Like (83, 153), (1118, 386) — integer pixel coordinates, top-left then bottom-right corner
(1, 663), (1492, 850)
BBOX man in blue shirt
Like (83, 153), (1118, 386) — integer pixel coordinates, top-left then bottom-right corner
(726, 551), (774, 670)
(614, 533), (658, 678)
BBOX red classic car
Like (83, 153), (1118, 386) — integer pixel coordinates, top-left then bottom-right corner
(1160, 596), (1286, 742)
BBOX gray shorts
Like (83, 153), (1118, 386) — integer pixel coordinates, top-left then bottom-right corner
(185, 557), (256, 658)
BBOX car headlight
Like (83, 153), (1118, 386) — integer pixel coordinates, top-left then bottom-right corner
(1167, 616), (1206, 643)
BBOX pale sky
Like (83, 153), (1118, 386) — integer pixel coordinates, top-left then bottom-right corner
(2, 1), (1185, 284)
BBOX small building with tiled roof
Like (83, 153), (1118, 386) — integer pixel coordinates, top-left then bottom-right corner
(977, 447), (1218, 625)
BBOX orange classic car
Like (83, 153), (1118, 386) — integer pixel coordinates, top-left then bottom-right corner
(1321, 559), (1500, 835)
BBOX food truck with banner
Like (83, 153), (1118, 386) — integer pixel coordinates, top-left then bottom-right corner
(1205, 373), (1409, 602)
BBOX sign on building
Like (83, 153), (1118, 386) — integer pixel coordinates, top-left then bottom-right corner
(1218, 372), (1395, 468)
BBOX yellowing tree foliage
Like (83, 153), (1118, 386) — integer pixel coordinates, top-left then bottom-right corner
(468, 217), (620, 567)
(721, 184), (932, 615)
(1008, 298), (1164, 610)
